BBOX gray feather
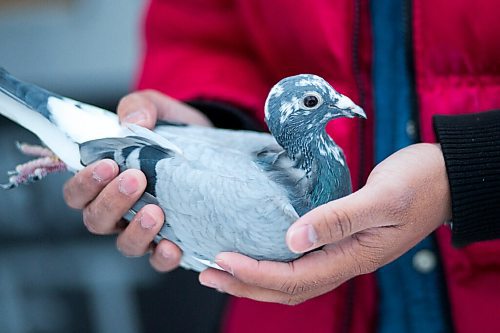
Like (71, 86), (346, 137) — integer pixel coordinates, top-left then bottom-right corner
(0, 67), (60, 120)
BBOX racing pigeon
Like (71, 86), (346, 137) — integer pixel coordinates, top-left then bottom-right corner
(0, 68), (366, 271)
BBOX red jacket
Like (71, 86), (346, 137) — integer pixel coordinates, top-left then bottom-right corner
(137, 0), (500, 332)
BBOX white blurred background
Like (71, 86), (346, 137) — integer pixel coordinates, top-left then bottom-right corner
(0, 1), (226, 332)
(0, 0), (141, 103)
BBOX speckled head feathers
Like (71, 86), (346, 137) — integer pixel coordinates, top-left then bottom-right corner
(264, 74), (366, 137)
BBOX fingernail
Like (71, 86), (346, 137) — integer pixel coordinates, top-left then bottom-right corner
(92, 160), (115, 183)
(123, 110), (147, 125)
(118, 175), (139, 196)
(139, 213), (157, 230)
(215, 257), (234, 276)
(288, 224), (318, 253)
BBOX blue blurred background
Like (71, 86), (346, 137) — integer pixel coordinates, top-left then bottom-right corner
(0, 1), (226, 332)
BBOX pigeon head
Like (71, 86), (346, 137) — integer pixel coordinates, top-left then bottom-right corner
(264, 74), (366, 139)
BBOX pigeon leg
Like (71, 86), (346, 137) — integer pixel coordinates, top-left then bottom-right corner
(1, 143), (67, 189)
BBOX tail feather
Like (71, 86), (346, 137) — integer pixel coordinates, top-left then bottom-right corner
(0, 77), (82, 170)
(0, 67), (62, 121)
(0, 68), (125, 171)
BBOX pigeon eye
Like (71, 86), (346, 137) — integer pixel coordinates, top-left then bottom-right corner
(303, 95), (319, 108)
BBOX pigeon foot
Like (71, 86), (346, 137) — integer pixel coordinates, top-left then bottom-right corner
(1, 143), (67, 189)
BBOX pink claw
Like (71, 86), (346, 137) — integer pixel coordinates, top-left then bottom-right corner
(1, 143), (67, 189)
(15, 142), (55, 157)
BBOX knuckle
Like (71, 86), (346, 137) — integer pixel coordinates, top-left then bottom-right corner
(279, 277), (311, 296)
(362, 252), (384, 273)
(280, 280), (301, 295)
(62, 182), (76, 207)
(118, 92), (156, 117)
(117, 237), (143, 257)
(76, 171), (87, 188)
(355, 258), (378, 275)
(63, 174), (89, 209)
(350, 256), (367, 276)
(97, 191), (116, 213)
(278, 262), (302, 295)
(353, 261), (368, 275)
(323, 206), (353, 240)
(82, 207), (100, 234)
(282, 295), (306, 306)
(82, 197), (115, 235)
(379, 183), (415, 221)
(351, 234), (384, 274)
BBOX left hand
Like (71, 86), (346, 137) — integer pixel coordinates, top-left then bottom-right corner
(64, 90), (212, 272)
(198, 143), (452, 305)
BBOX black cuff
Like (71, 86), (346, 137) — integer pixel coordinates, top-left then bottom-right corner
(433, 110), (500, 247)
(186, 100), (265, 131)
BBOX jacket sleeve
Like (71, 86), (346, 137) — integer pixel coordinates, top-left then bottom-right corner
(433, 110), (500, 246)
(135, 0), (271, 125)
(187, 100), (265, 131)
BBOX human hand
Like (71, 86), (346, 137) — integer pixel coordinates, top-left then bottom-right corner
(199, 143), (451, 304)
(64, 90), (212, 272)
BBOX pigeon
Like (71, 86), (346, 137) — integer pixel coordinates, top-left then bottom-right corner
(0, 68), (366, 271)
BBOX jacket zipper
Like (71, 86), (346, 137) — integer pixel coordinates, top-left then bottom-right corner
(353, 0), (367, 189)
(342, 1), (364, 332)
(403, 0), (421, 142)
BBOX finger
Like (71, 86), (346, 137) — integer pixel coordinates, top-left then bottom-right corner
(82, 169), (147, 235)
(199, 267), (335, 305)
(286, 187), (380, 253)
(199, 268), (293, 304)
(118, 90), (212, 127)
(213, 251), (342, 294)
(116, 204), (164, 257)
(142, 90), (212, 126)
(149, 239), (183, 272)
(117, 92), (159, 129)
(63, 159), (119, 209)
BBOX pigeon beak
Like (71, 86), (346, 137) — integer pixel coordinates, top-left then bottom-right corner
(349, 104), (366, 119)
(331, 93), (367, 119)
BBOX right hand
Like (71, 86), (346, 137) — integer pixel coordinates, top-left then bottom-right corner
(63, 90), (213, 272)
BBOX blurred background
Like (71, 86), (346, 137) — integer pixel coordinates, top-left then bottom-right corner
(0, 1), (226, 332)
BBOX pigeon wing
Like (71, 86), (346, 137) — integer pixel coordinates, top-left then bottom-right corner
(154, 124), (277, 154)
(153, 140), (301, 270)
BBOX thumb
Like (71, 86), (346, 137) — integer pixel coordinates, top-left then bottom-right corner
(286, 187), (377, 253)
